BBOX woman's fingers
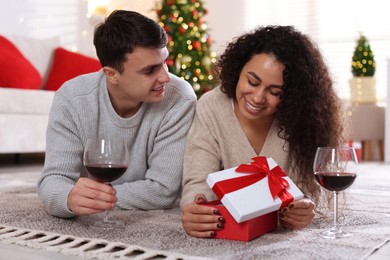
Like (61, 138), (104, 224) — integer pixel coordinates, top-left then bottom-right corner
(182, 198), (225, 238)
(279, 199), (316, 229)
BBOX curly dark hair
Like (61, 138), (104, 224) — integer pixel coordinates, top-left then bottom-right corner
(217, 25), (345, 202)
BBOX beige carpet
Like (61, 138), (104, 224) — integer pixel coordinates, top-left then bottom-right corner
(0, 162), (389, 259)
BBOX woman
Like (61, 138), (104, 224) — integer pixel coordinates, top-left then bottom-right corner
(181, 25), (345, 238)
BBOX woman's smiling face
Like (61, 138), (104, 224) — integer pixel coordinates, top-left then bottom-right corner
(235, 53), (285, 122)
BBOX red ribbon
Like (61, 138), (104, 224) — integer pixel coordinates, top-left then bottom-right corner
(212, 157), (294, 209)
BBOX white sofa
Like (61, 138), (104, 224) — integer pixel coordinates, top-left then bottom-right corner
(1, 35), (101, 155)
(0, 35), (56, 154)
(0, 88), (54, 154)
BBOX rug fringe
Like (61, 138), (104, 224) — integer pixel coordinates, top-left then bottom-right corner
(0, 225), (207, 259)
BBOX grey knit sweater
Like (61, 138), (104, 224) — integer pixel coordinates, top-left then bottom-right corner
(37, 70), (196, 218)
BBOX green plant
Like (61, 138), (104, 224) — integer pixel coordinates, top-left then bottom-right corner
(351, 34), (376, 76)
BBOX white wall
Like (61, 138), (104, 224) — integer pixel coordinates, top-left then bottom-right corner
(88, 0), (245, 56)
(0, 0), (87, 52)
(107, 0), (246, 55)
(0, 0), (243, 57)
(202, 0), (246, 55)
(386, 59), (390, 162)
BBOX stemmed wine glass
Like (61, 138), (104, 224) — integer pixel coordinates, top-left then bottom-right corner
(83, 138), (129, 229)
(313, 147), (358, 239)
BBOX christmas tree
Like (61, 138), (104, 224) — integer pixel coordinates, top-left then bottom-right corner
(156, 0), (219, 98)
(351, 34), (376, 77)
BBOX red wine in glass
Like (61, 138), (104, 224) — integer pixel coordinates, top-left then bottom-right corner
(85, 163), (127, 183)
(313, 147), (358, 239)
(83, 138), (129, 229)
(314, 172), (357, 192)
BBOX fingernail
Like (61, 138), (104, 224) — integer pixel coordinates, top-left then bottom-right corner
(279, 213), (285, 219)
(289, 204), (294, 209)
(218, 217), (225, 223)
(196, 197), (206, 203)
(217, 223), (224, 229)
(211, 231), (217, 237)
(213, 209), (220, 215)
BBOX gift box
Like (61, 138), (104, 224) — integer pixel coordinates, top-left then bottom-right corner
(345, 141), (362, 162)
(202, 200), (277, 241)
(207, 156), (304, 223)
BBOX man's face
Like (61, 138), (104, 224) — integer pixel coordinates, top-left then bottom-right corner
(107, 46), (171, 113)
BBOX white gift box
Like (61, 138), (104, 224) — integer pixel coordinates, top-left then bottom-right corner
(206, 157), (304, 223)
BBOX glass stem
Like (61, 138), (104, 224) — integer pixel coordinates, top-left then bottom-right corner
(333, 191), (339, 230)
(102, 181), (111, 223)
(103, 210), (110, 223)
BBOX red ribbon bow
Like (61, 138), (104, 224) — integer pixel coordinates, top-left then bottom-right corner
(212, 157), (293, 208)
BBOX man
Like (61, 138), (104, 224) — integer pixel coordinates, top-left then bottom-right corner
(37, 10), (196, 218)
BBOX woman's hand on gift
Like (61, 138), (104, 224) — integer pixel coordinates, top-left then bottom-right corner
(279, 198), (315, 229)
(67, 177), (117, 215)
(181, 193), (225, 238)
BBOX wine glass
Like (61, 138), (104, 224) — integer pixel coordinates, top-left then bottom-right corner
(313, 147), (358, 239)
(83, 138), (129, 229)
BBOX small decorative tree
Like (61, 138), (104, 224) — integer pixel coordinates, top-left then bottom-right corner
(156, 0), (219, 98)
(351, 34), (376, 77)
(349, 34), (377, 103)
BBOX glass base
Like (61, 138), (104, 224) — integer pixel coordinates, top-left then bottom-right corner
(89, 218), (125, 230)
(319, 227), (352, 239)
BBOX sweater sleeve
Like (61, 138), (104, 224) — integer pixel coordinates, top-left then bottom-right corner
(180, 94), (222, 206)
(37, 92), (83, 218)
(114, 90), (197, 210)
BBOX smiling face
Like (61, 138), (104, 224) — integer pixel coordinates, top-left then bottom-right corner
(235, 53), (285, 123)
(104, 46), (171, 117)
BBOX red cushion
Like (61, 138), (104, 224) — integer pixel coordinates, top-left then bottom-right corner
(44, 47), (101, 91)
(0, 35), (42, 89)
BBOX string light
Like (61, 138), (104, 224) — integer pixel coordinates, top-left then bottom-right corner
(87, 0), (109, 17)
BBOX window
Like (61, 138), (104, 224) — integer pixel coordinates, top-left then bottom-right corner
(244, 0), (390, 101)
